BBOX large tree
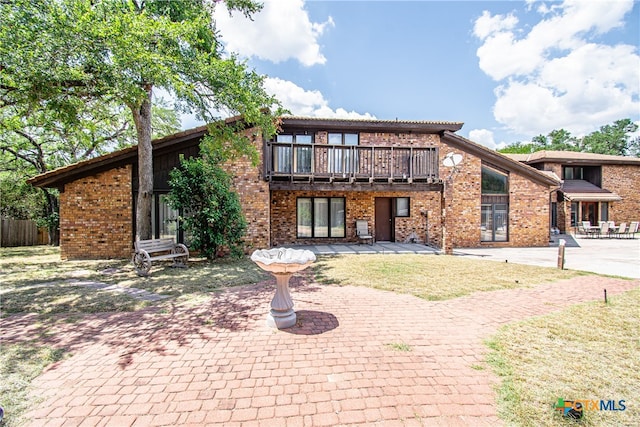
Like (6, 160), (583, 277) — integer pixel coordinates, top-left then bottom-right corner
(578, 119), (638, 156)
(1, 0), (281, 241)
(499, 119), (639, 157)
(0, 100), (180, 243)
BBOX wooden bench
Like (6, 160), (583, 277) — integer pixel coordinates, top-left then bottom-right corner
(132, 238), (189, 276)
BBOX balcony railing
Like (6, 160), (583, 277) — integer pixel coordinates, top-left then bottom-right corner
(266, 143), (440, 183)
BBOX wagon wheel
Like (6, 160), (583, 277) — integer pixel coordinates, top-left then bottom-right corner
(132, 251), (151, 276)
(172, 244), (189, 268)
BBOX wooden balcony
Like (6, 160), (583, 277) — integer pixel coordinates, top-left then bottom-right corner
(265, 143), (441, 187)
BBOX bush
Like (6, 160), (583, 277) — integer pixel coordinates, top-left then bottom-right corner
(167, 156), (247, 260)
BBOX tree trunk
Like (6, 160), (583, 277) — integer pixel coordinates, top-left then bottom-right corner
(131, 85), (154, 241)
(43, 188), (60, 246)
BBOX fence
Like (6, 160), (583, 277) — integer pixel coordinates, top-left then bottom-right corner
(0, 218), (49, 247)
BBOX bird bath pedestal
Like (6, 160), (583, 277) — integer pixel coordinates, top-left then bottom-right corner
(251, 248), (316, 329)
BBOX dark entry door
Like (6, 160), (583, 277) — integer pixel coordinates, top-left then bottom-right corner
(375, 198), (393, 241)
(582, 202), (597, 224)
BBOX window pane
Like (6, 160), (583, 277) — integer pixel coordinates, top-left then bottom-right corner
(273, 146), (291, 173)
(600, 202), (608, 222)
(297, 198), (312, 237)
(158, 195), (179, 240)
(296, 134), (312, 144)
(328, 133), (342, 145)
(295, 146), (312, 173)
(571, 202), (578, 226)
(314, 198), (329, 237)
(329, 147), (343, 173)
(481, 205), (493, 242)
(277, 134), (293, 143)
(482, 166), (508, 194)
(396, 197), (409, 217)
(344, 133), (358, 146)
(330, 198), (345, 237)
(494, 204), (508, 241)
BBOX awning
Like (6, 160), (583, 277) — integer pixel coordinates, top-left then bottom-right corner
(562, 192), (622, 202)
(560, 179), (622, 202)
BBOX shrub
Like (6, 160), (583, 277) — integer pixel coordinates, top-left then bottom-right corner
(167, 155), (246, 259)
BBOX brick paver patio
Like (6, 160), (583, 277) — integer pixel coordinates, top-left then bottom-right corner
(2, 274), (638, 426)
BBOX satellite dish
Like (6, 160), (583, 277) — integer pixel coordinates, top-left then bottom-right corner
(443, 152), (462, 167)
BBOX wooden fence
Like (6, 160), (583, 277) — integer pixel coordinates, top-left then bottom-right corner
(0, 218), (49, 247)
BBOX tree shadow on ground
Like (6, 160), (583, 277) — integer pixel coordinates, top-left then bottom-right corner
(1, 269), (332, 369)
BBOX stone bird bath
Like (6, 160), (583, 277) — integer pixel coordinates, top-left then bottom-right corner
(251, 248), (316, 329)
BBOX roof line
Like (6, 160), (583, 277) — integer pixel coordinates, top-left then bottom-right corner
(441, 131), (559, 187)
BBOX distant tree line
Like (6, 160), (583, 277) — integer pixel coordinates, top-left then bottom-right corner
(498, 119), (639, 157)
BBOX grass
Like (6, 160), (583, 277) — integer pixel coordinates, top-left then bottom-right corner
(0, 246), (269, 319)
(486, 288), (640, 427)
(386, 342), (412, 352)
(0, 245), (269, 426)
(0, 246), (633, 426)
(313, 254), (584, 300)
(0, 343), (66, 427)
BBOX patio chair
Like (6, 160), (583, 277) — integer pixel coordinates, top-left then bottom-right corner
(613, 222), (626, 239)
(627, 221), (639, 239)
(356, 219), (374, 245)
(581, 221), (599, 238)
(598, 221), (609, 238)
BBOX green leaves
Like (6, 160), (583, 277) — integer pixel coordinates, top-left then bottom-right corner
(167, 155), (247, 260)
(499, 118), (639, 157)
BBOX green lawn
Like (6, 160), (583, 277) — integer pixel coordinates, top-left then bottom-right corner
(486, 288), (639, 426)
(313, 253), (583, 300)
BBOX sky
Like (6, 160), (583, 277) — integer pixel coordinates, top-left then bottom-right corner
(183, 0), (640, 150)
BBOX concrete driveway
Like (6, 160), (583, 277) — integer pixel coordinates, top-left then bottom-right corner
(457, 234), (640, 279)
(298, 234), (639, 279)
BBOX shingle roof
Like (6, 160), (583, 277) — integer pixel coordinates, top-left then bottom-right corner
(504, 150), (640, 165)
(281, 116), (464, 133)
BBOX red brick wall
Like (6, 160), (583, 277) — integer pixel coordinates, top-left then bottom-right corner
(508, 174), (551, 246)
(225, 132), (271, 252)
(602, 164), (640, 224)
(270, 189), (442, 246)
(269, 132), (552, 249)
(59, 166), (133, 260)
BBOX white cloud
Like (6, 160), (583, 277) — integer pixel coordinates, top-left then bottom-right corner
(213, 0), (333, 67)
(264, 77), (375, 119)
(472, 10), (518, 40)
(474, 0), (639, 138)
(468, 128), (506, 150)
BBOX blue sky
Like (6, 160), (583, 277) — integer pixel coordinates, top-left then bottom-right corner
(191, 0), (640, 150)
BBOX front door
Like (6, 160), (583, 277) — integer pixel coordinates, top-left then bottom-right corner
(375, 197), (393, 241)
(581, 202), (597, 224)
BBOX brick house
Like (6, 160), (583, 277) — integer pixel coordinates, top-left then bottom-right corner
(505, 151), (640, 233)
(28, 116), (559, 260)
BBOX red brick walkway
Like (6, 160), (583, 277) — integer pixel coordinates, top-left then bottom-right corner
(2, 275), (638, 426)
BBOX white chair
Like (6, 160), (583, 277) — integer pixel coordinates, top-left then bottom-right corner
(627, 221), (638, 239)
(356, 219), (373, 245)
(614, 222), (626, 239)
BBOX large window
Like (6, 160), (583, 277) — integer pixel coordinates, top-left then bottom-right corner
(297, 197), (345, 238)
(273, 133), (313, 174)
(481, 165), (509, 242)
(328, 132), (358, 173)
(152, 194), (180, 241)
